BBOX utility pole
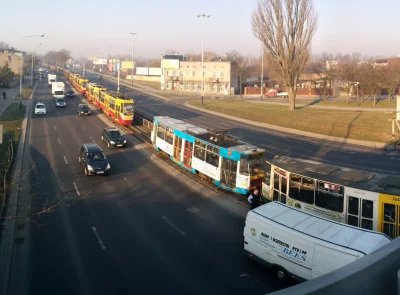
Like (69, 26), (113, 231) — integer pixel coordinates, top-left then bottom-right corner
(117, 69), (120, 93)
(197, 14), (210, 107)
(261, 46), (264, 100)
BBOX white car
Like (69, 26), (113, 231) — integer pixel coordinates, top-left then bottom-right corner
(277, 91), (289, 98)
(34, 102), (46, 115)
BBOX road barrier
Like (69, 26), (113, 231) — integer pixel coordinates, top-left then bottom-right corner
(0, 140), (14, 219)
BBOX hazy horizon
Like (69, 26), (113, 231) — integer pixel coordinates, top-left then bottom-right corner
(1, 0), (400, 59)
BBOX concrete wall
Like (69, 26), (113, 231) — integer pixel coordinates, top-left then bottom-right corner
(132, 75), (161, 82)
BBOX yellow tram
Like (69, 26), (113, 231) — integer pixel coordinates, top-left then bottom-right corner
(86, 83), (107, 106)
(261, 156), (400, 239)
(99, 91), (134, 125)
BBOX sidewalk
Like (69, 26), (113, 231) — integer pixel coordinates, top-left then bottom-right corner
(0, 80), (31, 117)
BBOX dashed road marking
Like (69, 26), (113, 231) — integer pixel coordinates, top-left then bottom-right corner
(90, 136), (95, 143)
(124, 178), (133, 186)
(63, 156), (68, 164)
(391, 158), (400, 161)
(80, 124), (85, 129)
(163, 216), (185, 235)
(92, 226), (106, 250)
(54, 125), (57, 131)
(285, 139), (297, 144)
(58, 138), (61, 145)
(73, 182), (80, 196)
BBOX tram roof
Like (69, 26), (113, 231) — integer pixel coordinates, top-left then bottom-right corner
(155, 116), (264, 153)
(103, 90), (130, 100)
(268, 156), (400, 196)
(87, 83), (105, 88)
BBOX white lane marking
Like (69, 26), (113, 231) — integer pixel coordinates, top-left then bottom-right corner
(80, 123), (85, 129)
(58, 138), (61, 145)
(75, 116), (78, 120)
(73, 182), (80, 196)
(163, 216), (185, 235)
(51, 117), (53, 120)
(92, 226), (106, 250)
(262, 144), (279, 150)
(220, 122), (231, 127)
(285, 139), (297, 144)
(90, 136), (95, 143)
(391, 158), (400, 161)
(54, 125), (57, 131)
(124, 178), (133, 186)
(63, 156), (68, 164)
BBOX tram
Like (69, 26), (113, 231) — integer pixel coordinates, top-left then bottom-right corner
(151, 116), (266, 195)
(100, 90), (134, 125)
(261, 156), (400, 238)
(86, 83), (107, 106)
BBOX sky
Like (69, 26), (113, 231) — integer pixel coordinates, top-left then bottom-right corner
(1, 0), (400, 59)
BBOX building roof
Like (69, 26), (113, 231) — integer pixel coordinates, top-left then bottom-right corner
(0, 48), (23, 54)
(375, 57), (400, 68)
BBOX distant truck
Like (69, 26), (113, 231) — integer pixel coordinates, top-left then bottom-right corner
(39, 71), (47, 79)
(52, 82), (65, 99)
(243, 202), (391, 282)
(48, 74), (56, 86)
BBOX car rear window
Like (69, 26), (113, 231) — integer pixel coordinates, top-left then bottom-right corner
(36, 105), (44, 109)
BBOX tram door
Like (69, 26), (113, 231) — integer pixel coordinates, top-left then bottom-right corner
(273, 171), (288, 203)
(183, 141), (193, 168)
(381, 202), (400, 239)
(116, 105), (120, 120)
(220, 158), (237, 189)
(174, 137), (182, 162)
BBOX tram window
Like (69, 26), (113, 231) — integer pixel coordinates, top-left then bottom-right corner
(264, 163), (272, 186)
(248, 153), (265, 175)
(165, 131), (174, 145)
(124, 103), (134, 115)
(109, 100), (115, 110)
(289, 174), (314, 204)
(348, 196), (359, 215)
(383, 203), (396, 222)
(100, 93), (105, 103)
(206, 145), (219, 167)
(239, 156), (249, 176)
(157, 124), (166, 140)
(362, 199), (373, 219)
(361, 219), (373, 230)
(315, 182), (344, 213)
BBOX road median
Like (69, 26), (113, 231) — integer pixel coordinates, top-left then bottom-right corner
(186, 100), (391, 148)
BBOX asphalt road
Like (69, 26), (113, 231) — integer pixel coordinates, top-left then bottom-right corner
(85, 72), (400, 175)
(6, 77), (292, 295)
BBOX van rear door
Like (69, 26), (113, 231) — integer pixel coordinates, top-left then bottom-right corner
(311, 244), (358, 279)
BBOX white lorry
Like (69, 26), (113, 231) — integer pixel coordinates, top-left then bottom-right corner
(52, 82), (65, 99)
(48, 74), (56, 86)
(243, 202), (391, 282)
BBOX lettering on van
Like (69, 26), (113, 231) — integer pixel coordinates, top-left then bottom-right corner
(282, 247), (307, 262)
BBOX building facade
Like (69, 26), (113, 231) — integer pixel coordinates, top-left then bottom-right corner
(0, 49), (24, 76)
(160, 57), (237, 95)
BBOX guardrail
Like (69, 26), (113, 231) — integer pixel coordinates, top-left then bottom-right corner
(267, 237), (400, 295)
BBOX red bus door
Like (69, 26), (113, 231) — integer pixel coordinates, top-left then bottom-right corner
(183, 141), (193, 168)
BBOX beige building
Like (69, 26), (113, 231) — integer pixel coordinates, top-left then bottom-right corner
(0, 49), (24, 77)
(160, 58), (237, 95)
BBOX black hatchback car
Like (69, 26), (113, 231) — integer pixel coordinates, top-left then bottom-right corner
(78, 143), (110, 176)
(101, 128), (126, 148)
(66, 90), (75, 98)
(77, 104), (91, 116)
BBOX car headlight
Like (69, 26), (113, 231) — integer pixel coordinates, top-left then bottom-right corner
(106, 163), (110, 170)
(88, 110), (90, 113)
(87, 165), (93, 171)
(110, 141), (115, 144)
(124, 140), (127, 143)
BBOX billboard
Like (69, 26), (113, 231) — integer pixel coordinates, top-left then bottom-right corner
(93, 59), (107, 65)
(162, 59), (179, 69)
(121, 61), (135, 69)
(88, 56), (98, 61)
(136, 67), (149, 76)
(149, 68), (162, 76)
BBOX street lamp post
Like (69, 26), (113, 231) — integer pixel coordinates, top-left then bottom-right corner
(20, 34), (44, 100)
(31, 43), (46, 86)
(197, 14), (210, 107)
(129, 33), (137, 86)
(261, 46), (264, 100)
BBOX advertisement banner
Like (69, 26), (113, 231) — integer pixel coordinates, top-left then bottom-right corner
(162, 59), (179, 69)
(93, 59), (107, 65)
(121, 61), (135, 69)
(149, 68), (162, 76)
(88, 56), (98, 61)
(136, 67), (149, 76)
(107, 60), (113, 72)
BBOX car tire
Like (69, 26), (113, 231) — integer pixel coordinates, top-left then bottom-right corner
(276, 268), (288, 281)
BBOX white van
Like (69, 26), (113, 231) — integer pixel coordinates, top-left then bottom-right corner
(52, 82), (65, 99)
(243, 202), (391, 282)
(48, 74), (56, 86)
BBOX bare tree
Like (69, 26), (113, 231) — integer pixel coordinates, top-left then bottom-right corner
(380, 66), (400, 103)
(44, 49), (71, 67)
(252, 0), (317, 110)
(310, 53), (337, 101)
(337, 54), (360, 102)
(0, 41), (11, 49)
(225, 50), (250, 98)
(357, 63), (381, 105)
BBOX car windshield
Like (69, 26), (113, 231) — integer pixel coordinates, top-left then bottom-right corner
(109, 130), (122, 138)
(56, 99), (65, 103)
(36, 105), (44, 109)
(79, 105), (88, 109)
(87, 152), (105, 161)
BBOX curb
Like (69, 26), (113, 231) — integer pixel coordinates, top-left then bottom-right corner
(0, 104), (30, 295)
(184, 102), (387, 149)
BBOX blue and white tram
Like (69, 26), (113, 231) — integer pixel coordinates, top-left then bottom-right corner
(151, 116), (266, 195)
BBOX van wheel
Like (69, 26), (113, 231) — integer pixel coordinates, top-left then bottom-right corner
(276, 268), (288, 281)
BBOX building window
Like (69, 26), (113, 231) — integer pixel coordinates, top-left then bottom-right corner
(212, 72), (217, 79)
(173, 71), (177, 76)
(180, 71), (184, 76)
(203, 72), (206, 78)
(186, 84), (191, 91)
(187, 71), (192, 77)
(193, 84), (197, 91)
(221, 72), (225, 78)
(220, 85), (225, 91)
(193, 71), (196, 77)
(213, 84), (217, 91)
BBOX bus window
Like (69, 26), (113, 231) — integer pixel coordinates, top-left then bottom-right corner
(315, 181), (344, 213)
(123, 103), (134, 115)
(289, 174), (314, 204)
(239, 155), (249, 176)
(248, 152), (265, 176)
